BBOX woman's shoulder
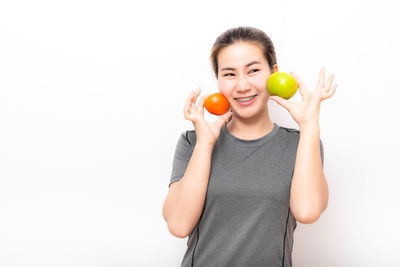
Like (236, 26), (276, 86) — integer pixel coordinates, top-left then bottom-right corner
(178, 128), (197, 148)
(275, 123), (323, 148)
(276, 123), (300, 136)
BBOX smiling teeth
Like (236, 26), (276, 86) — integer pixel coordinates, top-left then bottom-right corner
(236, 95), (256, 102)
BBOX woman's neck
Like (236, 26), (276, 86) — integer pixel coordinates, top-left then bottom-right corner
(226, 110), (274, 140)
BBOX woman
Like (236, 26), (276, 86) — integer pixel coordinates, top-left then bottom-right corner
(162, 26), (337, 267)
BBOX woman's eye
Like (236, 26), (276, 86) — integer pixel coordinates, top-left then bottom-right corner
(249, 69), (259, 74)
(223, 69), (259, 77)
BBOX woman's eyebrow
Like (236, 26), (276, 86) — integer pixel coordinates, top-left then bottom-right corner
(220, 61), (261, 71)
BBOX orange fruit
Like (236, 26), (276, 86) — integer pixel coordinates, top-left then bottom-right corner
(204, 93), (230, 115)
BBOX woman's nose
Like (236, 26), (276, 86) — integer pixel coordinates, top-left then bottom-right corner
(236, 76), (251, 92)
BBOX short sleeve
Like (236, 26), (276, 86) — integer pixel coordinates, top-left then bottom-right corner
(320, 138), (324, 169)
(169, 131), (195, 188)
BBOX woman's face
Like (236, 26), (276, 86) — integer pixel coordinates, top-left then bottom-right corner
(217, 41), (274, 120)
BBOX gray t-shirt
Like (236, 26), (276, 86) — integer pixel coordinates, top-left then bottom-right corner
(169, 122), (324, 267)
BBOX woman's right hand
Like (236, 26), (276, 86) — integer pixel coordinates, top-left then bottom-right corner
(183, 87), (232, 146)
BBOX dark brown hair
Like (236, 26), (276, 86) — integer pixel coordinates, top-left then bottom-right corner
(210, 26), (277, 79)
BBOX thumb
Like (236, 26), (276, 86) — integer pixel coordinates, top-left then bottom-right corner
(215, 110), (232, 128)
(270, 95), (291, 110)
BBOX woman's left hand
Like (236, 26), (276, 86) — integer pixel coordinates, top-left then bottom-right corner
(269, 67), (337, 128)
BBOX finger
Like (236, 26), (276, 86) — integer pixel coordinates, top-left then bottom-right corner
(184, 90), (195, 116)
(322, 84), (338, 100)
(197, 94), (211, 113)
(328, 84), (338, 97)
(325, 74), (334, 92)
(190, 87), (201, 113)
(291, 72), (306, 90)
(194, 87), (201, 103)
(291, 72), (307, 97)
(215, 110), (232, 128)
(270, 95), (291, 111)
(318, 67), (325, 86)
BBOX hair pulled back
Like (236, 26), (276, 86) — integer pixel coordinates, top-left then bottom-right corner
(210, 26), (277, 79)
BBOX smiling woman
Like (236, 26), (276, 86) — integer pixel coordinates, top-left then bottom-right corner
(214, 43), (277, 132)
(210, 28), (277, 78)
(210, 29), (278, 126)
(162, 26), (329, 267)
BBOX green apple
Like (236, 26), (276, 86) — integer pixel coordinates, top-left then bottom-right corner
(267, 72), (298, 99)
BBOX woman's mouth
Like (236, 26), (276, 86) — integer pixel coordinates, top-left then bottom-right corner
(234, 94), (257, 105)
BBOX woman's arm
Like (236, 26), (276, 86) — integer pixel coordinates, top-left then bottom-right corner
(269, 67), (336, 224)
(162, 87), (232, 238)
(162, 140), (214, 238)
(289, 122), (329, 224)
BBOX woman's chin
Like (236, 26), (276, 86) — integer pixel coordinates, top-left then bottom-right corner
(232, 103), (268, 120)
(232, 109), (258, 120)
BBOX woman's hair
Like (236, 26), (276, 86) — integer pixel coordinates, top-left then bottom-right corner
(209, 26), (277, 124)
(210, 26), (277, 79)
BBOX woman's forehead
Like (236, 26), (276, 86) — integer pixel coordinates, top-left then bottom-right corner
(218, 42), (266, 69)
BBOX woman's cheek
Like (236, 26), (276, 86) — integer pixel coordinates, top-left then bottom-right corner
(252, 76), (268, 90)
(218, 79), (234, 95)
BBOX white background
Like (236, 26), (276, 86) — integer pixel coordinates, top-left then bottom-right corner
(0, 0), (399, 266)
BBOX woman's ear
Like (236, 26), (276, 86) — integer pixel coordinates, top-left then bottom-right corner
(273, 64), (279, 73)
